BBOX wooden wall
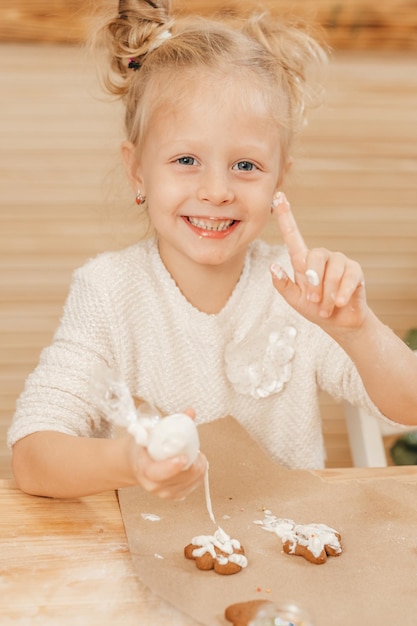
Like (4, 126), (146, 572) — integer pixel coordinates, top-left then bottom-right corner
(0, 0), (416, 49)
(1, 15), (417, 476)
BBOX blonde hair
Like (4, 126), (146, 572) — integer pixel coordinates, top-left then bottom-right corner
(95, 0), (327, 163)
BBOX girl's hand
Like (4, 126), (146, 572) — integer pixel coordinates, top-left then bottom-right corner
(127, 406), (207, 500)
(270, 193), (368, 333)
(129, 442), (207, 500)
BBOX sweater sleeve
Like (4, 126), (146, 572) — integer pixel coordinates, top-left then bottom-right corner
(312, 325), (407, 428)
(7, 263), (117, 447)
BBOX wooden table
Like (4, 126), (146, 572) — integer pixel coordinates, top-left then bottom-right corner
(0, 479), (175, 626)
(2, 467), (417, 624)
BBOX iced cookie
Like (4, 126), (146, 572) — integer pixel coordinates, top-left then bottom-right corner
(254, 512), (342, 564)
(282, 522), (342, 564)
(184, 527), (247, 575)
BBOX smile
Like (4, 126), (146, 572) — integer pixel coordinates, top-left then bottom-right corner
(185, 216), (237, 232)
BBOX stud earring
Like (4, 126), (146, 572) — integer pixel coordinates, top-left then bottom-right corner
(135, 190), (146, 205)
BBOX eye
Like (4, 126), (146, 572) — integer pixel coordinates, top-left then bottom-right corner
(233, 161), (257, 171)
(177, 156), (198, 166)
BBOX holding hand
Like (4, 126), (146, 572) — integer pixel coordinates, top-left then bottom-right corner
(91, 368), (206, 500)
(126, 406), (207, 500)
(270, 193), (368, 333)
(127, 440), (207, 500)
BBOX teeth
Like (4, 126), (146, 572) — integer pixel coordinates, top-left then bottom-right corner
(187, 217), (235, 231)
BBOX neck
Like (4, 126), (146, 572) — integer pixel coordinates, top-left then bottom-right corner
(158, 244), (246, 315)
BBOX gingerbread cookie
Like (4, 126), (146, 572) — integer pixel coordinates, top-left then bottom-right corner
(225, 600), (313, 626)
(282, 522), (342, 564)
(184, 526), (247, 575)
(225, 600), (275, 625)
(254, 512), (342, 564)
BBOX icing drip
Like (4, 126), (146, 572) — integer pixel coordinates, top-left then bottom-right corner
(204, 462), (216, 525)
(189, 456), (248, 571)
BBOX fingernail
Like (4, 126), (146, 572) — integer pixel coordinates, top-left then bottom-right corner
(271, 191), (287, 210)
(305, 269), (320, 287)
(271, 264), (288, 281)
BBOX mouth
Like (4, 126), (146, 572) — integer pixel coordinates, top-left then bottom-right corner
(183, 216), (239, 238)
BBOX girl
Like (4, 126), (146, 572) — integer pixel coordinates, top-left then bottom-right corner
(8, 0), (417, 498)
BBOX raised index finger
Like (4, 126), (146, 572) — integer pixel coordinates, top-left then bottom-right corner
(273, 193), (308, 269)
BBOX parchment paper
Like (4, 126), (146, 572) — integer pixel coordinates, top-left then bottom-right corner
(118, 417), (417, 625)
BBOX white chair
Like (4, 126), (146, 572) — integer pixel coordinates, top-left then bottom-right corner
(345, 340), (417, 467)
(344, 401), (415, 467)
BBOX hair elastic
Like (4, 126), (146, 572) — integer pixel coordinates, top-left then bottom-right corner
(127, 30), (172, 71)
(128, 58), (141, 71)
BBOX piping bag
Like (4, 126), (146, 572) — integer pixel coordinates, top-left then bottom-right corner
(92, 366), (236, 558)
(90, 364), (200, 469)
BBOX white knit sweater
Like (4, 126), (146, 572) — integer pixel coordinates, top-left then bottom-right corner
(8, 238), (387, 468)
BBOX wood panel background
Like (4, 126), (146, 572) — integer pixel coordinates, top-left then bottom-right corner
(0, 0), (416, 49)
(1, 40), (417, 478)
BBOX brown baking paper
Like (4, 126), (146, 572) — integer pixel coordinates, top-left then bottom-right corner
(118, 417), (417, 626)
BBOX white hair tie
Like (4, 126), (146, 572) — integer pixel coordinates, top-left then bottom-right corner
(149, 29), (172, 51)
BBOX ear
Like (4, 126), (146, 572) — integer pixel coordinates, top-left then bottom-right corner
(283, 156), (294, 176)
(121, 141), (145, 193)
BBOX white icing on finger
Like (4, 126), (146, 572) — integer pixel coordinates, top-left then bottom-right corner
(305, 269), (320, 287)
(271, 191), (285, 210)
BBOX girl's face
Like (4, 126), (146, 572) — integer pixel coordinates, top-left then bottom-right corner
(124, 77), (284, 277)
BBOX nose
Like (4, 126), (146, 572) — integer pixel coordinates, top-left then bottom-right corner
(197, 167), (234, 206)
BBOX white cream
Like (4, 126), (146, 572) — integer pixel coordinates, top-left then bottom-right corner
(254, 513), (341, 559)
(91, 366), (200, 468)
(289, 523), (342, 558)
(204, 462), (216, 525)
(190, 527), (248, 568)
(141, 513), (161, 522)
(146, 413), (200, 468)
(305, 268), (320, 287)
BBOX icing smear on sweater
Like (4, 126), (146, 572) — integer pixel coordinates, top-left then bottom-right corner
(225, 316), (297, 399)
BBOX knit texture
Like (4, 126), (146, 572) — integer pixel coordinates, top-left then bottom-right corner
(8, 238), (387, 469)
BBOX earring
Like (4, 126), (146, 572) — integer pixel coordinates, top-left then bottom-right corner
(135, 190), (146, 205)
